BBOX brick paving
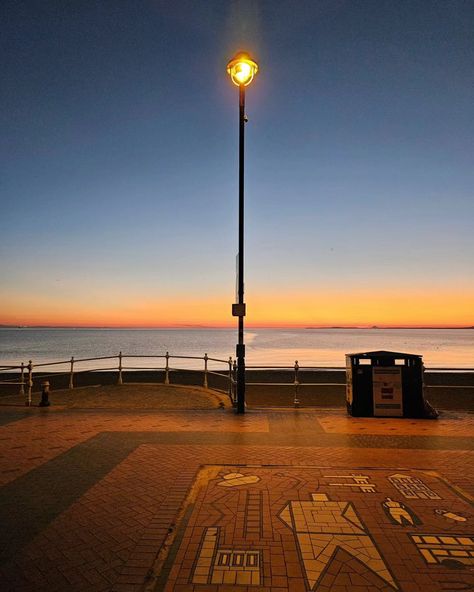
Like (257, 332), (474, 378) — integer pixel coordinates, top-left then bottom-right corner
(0, 405), (473, 592)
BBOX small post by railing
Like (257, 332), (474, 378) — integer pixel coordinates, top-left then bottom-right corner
(293, 360), (300, 408)
(39, 380), (50, 407)
(26, 360), (33, 407)
(165, 352), (170, 385)
(69, 356), (74, 389)
(19, 362), (25, 396)
(203, 353), (208, 389)
(228, 356), (233, 399)
(232, 359), (237, 406)
(117, 351), (123, 385)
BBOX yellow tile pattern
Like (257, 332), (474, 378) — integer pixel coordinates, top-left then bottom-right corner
(192, 527), (218, 585)
(192, 527), (262, 586)
(279, 492), (397, 589)
(410, 533), (474, 566)
(324, 473), (377, 492)
(217, 472), (260, 487)
(388, 473), (441, 499)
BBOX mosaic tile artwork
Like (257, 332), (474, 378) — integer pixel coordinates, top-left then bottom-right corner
(410, 534), (474, 567)
(163, 466), (474, 591)
(323, 473), (377, 492)
(217, 471), (261, 487)
(278, 492), (397, 589)
(388, 473), (442, 499)
(382, 497), (422, 526)
(435, 509), (468, 523)
(192, 527), (262, 585)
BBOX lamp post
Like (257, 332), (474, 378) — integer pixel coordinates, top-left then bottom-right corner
(226, 52), (259, 414)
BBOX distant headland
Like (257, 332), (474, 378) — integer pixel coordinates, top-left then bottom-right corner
(305, 326), (474, 330)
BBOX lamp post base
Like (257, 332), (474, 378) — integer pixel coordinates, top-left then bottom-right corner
(236, 340), (245, 413)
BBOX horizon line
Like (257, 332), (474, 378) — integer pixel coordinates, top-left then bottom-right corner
(1, 323), (473, 330)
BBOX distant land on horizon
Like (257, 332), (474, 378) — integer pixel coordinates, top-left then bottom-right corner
(305, 326), (474, 330)
(0, 324), (473, 330)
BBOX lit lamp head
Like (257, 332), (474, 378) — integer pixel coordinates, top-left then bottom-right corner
(226, 52), (258, 86)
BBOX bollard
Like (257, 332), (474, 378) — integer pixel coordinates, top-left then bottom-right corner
(203, 353), (209, 389)
(165, 352), (170, 385)
(69, 356), (74, 389)
(293, 360), (300, 408)
(39, 380), (50, 407)
(26, 360), (33, 407)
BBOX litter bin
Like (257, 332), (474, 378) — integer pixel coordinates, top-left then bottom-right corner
(345, 350), (435, 418)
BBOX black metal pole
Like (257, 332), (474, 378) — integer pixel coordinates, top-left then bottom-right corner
(236, 84), (246, 414)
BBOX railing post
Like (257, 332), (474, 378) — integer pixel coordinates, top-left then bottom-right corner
(19, 362), (25, 397)
(293, 360), (300, 408)
(203, 353), (208, 389)
(165, 352), (170, 385)
(232, 359), (237, 406)
(117, 352), (123, 385)
(26, 360), (33, 407)
(228, 356), (233, 399)
(69, 356), (74, 389)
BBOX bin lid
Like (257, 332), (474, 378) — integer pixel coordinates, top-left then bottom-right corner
(346, 350), (422, 360)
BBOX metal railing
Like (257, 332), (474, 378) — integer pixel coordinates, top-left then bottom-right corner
(245, 361), (474, 407)
(0, 353), (234, 406)
(1, 356), (473, 408)
(245, 362), (345, 407)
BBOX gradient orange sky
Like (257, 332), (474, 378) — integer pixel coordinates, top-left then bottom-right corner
(1, 285), (472, 328)
(1, 2), (473, 329)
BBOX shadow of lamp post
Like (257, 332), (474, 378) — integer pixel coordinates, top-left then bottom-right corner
(226, 52), (259, 414)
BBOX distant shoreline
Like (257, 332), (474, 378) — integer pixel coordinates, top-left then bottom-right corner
(0, 325), (473, 330)
(305, 326), (474, 330)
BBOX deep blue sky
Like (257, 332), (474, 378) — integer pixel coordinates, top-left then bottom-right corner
(1, 1), (473, 326)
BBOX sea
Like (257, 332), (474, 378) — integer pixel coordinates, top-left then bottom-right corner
(0, 328), (472, 371)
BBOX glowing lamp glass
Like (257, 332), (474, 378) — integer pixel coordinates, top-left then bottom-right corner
(227, 54), (258, 86)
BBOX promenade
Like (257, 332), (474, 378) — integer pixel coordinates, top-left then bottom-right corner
(0, 397), (473, 591)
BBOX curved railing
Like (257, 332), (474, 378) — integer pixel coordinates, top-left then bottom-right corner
(0, 352), (234, 406)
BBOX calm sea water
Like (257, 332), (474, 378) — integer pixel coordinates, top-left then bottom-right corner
(0, 328), (472, 370)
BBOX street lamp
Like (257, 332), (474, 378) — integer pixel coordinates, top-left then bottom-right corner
(227, 51), (259, 414)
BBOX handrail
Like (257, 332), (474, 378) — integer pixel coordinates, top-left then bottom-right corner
(425, 367), (474, 372)
(30, 355), (118, 367)
(0, 352), (472, 409)
(0, 352), (234, 405)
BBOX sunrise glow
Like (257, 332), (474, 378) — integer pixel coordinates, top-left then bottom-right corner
(1, 286), (472, 328)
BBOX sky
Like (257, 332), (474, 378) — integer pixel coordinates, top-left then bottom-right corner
(1, 0), (473, 328)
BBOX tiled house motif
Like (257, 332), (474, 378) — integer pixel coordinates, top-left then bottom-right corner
(192, 527), (262, 586)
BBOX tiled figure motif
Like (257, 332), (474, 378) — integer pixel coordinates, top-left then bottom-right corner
(382, 497), (422, 526)
(192, 527), (261, 586)
(324, 474), (377, 493)
(278, 493), (398, 590)
(388, 473), (441, 500)
(410, 534), (474, 567)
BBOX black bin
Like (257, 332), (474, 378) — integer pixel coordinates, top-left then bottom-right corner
(345, 350), (434, 418)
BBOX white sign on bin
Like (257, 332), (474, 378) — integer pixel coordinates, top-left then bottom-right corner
(372, 367), (403, 417)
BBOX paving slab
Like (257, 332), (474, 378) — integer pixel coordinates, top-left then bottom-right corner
(0, 405), (473, 592)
